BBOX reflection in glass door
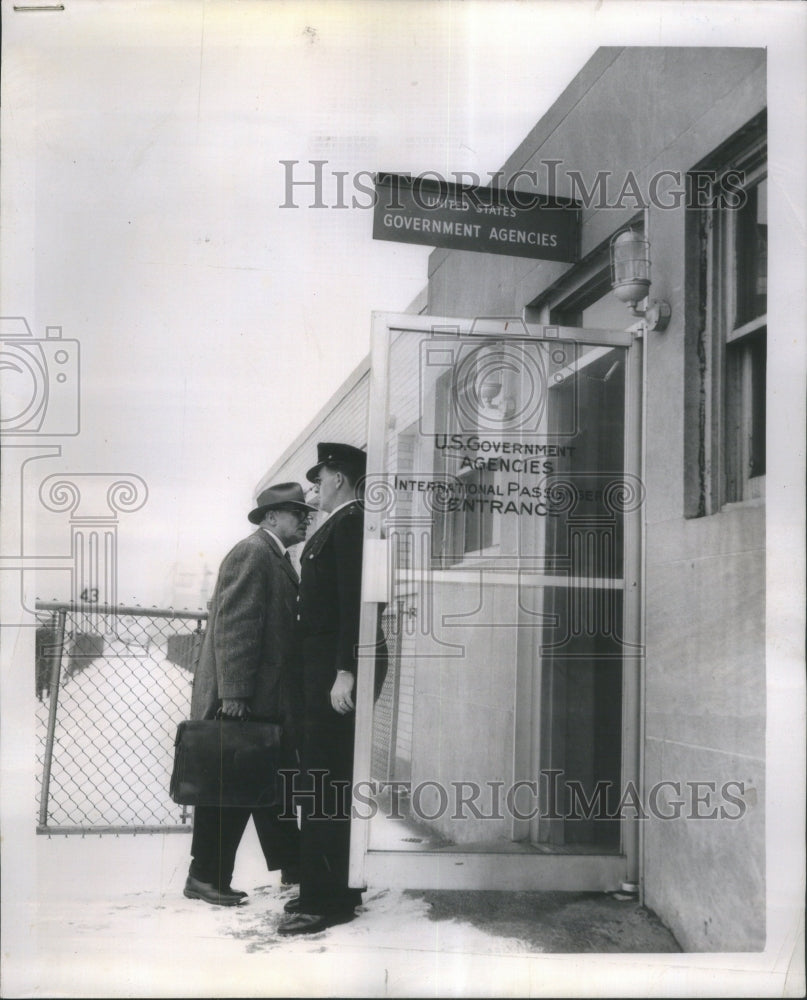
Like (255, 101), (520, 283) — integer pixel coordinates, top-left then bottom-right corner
(351, 315), (641, 890)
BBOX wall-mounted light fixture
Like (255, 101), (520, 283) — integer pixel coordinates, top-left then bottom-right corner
(476, 347), (518, 417)
(479, 370), (503, 408)
(610, 228), (671, 331)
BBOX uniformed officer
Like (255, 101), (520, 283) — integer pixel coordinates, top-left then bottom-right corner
(278, 442), (387, 935)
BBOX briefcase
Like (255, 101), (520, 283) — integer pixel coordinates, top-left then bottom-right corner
(169, 718), (284, 808)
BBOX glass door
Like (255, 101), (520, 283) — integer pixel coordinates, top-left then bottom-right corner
(351, 314), (642, 890)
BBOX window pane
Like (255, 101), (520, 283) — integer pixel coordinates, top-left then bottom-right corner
(545, 346), (626, 579)
(724, 328), (766, 501)
(364, 328), (631, 855)
(735, 178), (767, 326)
(539, 586), (623, 849)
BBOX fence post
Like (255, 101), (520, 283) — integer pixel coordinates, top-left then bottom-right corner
(38, 609), (67, 829)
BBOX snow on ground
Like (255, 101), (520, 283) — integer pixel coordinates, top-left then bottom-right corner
(5, 823), (787, 999)
(37, 642), (193, 827)
(12, 828), (538, 999)
(23, 645), (739, 998)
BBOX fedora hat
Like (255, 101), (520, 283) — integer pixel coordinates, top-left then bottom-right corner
(248, 482), (317, 525)
(306, 442), (367, 484)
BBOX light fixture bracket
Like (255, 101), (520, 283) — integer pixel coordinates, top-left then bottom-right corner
(641, 299), (671, 332)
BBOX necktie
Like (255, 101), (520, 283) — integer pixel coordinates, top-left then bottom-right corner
(284, 550), (298, 579)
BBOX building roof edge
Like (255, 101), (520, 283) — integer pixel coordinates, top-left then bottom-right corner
(255, 355), (371, 495)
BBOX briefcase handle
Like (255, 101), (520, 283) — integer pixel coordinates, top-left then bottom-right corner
(215, 706), (251, 721)
(215, 707), (284, 725)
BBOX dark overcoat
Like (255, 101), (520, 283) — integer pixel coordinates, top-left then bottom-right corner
(190, 529), (299, 724)
(294, 500), (387, 912)
(296, 501), (387, 724)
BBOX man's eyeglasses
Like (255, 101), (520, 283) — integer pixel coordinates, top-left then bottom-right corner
(275, 506), (312, 523)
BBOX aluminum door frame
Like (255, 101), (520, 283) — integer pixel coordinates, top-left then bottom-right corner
(349, 312), (642, 891)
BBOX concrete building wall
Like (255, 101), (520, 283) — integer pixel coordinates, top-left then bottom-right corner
(424, 46), (766, 951)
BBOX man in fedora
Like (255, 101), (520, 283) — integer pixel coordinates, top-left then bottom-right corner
(279, 443), (387, 935)
(184, 482), (316, 906)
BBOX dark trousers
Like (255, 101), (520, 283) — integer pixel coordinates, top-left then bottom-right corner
(189, 805), (300, 889)
(297, 712), (363, 915)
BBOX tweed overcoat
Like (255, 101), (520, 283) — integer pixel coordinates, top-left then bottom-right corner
(190, 529), (299, 724)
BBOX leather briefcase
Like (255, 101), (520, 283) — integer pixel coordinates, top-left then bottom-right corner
(169, 718), (284, 808)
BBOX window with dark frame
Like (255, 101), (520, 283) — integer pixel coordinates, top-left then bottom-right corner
(723, 171), (767, 501)
(706, 136), (767, 508)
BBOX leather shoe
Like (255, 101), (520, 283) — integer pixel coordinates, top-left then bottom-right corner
(277, 910), (356, 936)
(283, 895), (301, 913)
(184, 875), (246, 907)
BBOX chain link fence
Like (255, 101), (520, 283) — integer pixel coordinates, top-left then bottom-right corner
(36, 599), (409, 834)
(35, 601), (207, 834)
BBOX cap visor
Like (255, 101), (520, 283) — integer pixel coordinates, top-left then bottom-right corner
(305, 462), (324, 483)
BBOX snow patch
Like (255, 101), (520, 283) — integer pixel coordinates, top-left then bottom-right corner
(37, 642), (193, 827)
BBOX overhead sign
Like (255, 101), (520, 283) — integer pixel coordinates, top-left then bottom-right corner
(373, 173), (579, 263)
